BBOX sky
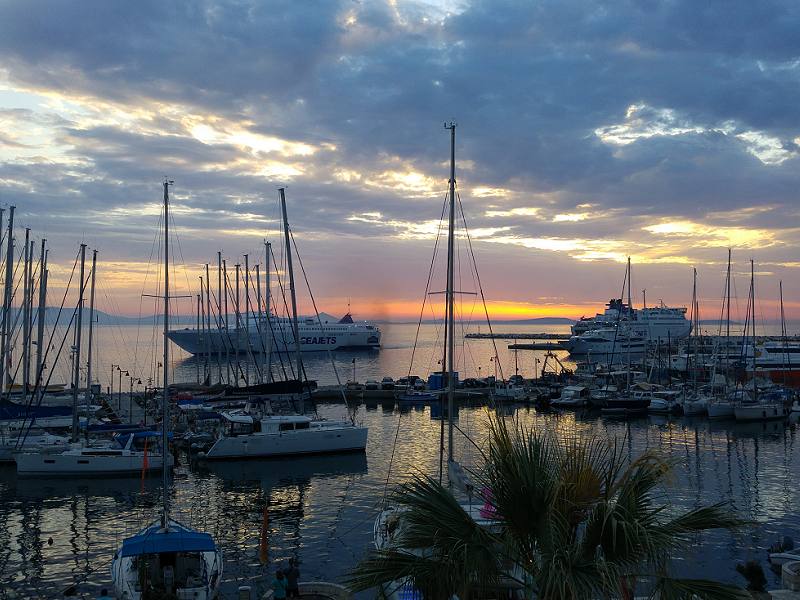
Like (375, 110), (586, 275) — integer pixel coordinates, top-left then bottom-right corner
(1, 0), (799, 323)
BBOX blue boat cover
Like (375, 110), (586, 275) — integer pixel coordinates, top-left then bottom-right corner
(120, 523), (216, 557)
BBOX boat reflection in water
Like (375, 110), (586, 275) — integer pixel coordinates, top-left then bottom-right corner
(197, 452), (368, 487)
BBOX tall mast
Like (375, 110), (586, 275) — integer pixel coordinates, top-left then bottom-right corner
(726, 249), (731, 340)
(626, 256), (632, 391)
(223, 259), (230, 385)
(162, 178), (172, 528)
(279, 188), (303, 386)
(217, 251), (223, 384)
(196, 290), (201, 385)
(35, 241), (47, 390)
(85, 249), (97, 424)
(235, 262), (241, 385)
(71, 243), (87, 442)
(1, 206), (15, 391)
(444, 122), (456, 466)
(205, 264), (212, 380)
(22, 228), (30, 397)
(255, 263), (263, 382)
(244, 254), (250, 385)
(265, 241), (272, 382)
(750, 259), (756, 403)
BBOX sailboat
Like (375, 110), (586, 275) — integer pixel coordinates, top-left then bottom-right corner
(733, 261), (789, 422)
(15, 246), (171, 476)
(199, 187), (367, 460)
(111, 179), (223, 598)
(372, 123), (512, 598)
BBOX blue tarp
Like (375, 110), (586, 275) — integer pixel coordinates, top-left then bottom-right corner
(113, 431), (173, 448)
(120, 526), (216, 557)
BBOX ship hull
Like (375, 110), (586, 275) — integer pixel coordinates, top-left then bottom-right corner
(168, 322), (381, 355)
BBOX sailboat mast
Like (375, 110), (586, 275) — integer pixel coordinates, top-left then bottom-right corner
(445, 122), (456, 465)
(279, 187), (303, 384)
(726, 249), (731, 340)
(85, 249), (97, 423)
(265, 240), (273, 383)
(1, 206), (15, 391)
(162, 178), (172, 528)
(35, 241), (47, 390)
(22, 228), (30, 397)
(71, 243), (87, 442)
(750, 259), (756, 403)
(205, 264), (212, 378)
(626, 256), (632, 391)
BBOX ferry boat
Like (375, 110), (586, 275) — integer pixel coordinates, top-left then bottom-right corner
(572, 300), (691, 342)
(167, 312), (381, 354)
(753, 341), (800, 388)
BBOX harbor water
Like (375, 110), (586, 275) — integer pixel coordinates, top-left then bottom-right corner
(1, 323), (800, 597)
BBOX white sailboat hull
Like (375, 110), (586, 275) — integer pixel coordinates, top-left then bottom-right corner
(707, 402), (735, 419)
(202, 425), (368, 459)
(734, 403), (788, 422)
(15, 448), (172, 476)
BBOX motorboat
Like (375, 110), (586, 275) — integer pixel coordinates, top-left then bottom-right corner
(566, 327), (647, 359)
(492, 381), (528, 401)
(551, 385), (590, 408)
(0, 429), (70, 463)
(199, 412), (368, 459)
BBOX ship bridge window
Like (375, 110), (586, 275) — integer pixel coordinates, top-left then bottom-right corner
(366, 326), (374, 330)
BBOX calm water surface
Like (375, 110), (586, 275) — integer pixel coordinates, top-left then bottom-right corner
(1, 323), (799, 597)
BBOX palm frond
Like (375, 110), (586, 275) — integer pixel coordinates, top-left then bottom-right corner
(653, 575), (751, 600)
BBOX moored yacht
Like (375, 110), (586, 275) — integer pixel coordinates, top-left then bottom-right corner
(199, 412), (368, 459)
(566, 327), (647, 358)
(15, 431), (171, 476)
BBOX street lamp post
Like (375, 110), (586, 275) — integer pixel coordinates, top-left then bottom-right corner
(129, 375), (141, 425)
(121, 369), (128, 419)
(111, 364), (119, 406)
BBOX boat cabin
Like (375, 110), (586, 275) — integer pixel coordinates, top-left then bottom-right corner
(219, 412), (314, 436)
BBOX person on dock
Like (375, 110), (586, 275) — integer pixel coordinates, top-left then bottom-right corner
(285, 558), (300, 598)
(272, 570), (287, 600)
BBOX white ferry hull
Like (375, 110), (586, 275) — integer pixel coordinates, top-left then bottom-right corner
(168, 324), (381, 354)
(202, 426), (368, 459)
(15, 450), (172, 476)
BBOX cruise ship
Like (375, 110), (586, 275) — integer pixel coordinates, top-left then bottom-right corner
(167, 312), (381, 355)
(571, 299), (691, 342)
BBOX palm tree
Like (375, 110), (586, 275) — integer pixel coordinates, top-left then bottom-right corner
(348, 415), (749, 599)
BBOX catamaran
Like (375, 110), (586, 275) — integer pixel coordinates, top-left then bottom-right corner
(111, 179), (223, 599)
